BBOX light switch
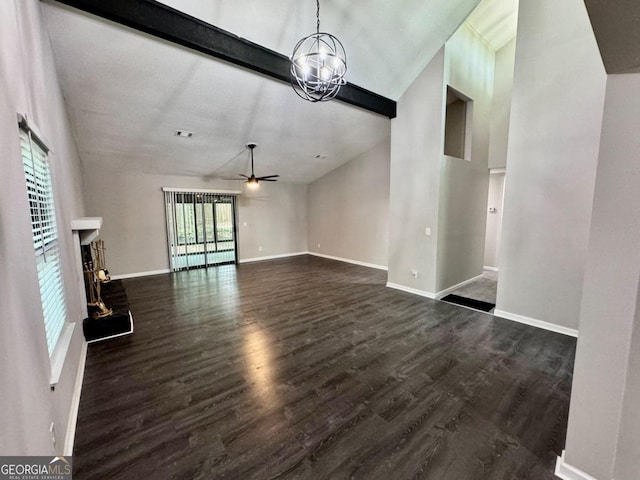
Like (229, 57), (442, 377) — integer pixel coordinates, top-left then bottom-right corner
(425, 227), (431, 236)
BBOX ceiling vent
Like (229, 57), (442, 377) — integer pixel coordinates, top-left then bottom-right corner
(174, 130), (194, 138)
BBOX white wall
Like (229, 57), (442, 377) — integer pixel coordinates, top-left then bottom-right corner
(616, 282), (640, 480)
(388, 22), (497, 296)
(0, 0), (85, 455)
(496, 0), (607, 330)
(563, 73), (640, 480)
(483, 38), (515, 271)
(82, 169), (307, 276)
(488, 39), (516, 170)
(307, 139), (390, 268)
(436, 24), (494, 292)
(388, 48), (445, 294)
(484, 171), (505, 269)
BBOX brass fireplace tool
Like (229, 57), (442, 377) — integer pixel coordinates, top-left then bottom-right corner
(84, 239), (112, 318)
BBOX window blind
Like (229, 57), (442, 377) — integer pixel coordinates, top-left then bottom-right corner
(20, 127), (67, 355)
(164, 189), (238, 271)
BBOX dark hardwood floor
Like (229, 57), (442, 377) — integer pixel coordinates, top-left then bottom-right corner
(73, 255), (575, 479)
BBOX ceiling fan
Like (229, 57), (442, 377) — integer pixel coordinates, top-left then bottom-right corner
(236, 143), (279, 189)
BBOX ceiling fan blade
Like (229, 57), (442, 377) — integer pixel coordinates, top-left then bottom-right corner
(238, 174), (249, 178)
(259, 178), (278, 182)
(257, 175), (280, 179)
(220, 177), (243, 181)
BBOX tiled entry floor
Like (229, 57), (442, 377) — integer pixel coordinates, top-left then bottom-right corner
(446, 270), (498, 311)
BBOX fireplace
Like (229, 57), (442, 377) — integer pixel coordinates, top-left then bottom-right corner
(71, 217), (133, 342)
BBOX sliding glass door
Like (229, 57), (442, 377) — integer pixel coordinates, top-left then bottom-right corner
(164, 191), (237, 271)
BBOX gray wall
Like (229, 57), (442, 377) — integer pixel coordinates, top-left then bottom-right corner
(436, 24), (493, 292)
(82, 169), (307, 276)
(563, 73), (640, 480)
(495, 0), (607, 330)
(388, 48), (445, 294)
(307, 139), (391, 268)
(484, 172), (505, 269)
(488, 39), (516, 170)
(444, 99), (467, 159)
(0, 0), (86, 455)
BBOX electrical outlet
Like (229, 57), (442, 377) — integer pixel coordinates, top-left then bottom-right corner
(243, 221), (248, 227)
(317, 243), (320, 249)
(49, 422), (56, 451)
(258, 246), (262, 252)
(411, 269), (418, 278)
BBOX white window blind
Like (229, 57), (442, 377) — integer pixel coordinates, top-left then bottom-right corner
(20, 126), (67, 355)
(163, 189), (238, 271)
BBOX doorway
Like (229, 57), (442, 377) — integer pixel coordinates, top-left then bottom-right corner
(164, 190), (238, 271)
(440, 169), (504, 313)
(483, 169), (505, 275)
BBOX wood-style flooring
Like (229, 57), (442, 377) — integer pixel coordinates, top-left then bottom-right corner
(73, 255), (575, 479)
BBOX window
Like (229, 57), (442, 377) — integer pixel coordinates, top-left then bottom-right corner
(19, 120), (67, 355)
(164, 190), (238, 271)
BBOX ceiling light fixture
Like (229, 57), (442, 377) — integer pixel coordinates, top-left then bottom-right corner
(290, 0), (347, 102)
(246, 177), (260, 190)
(231, 143), (279, 189)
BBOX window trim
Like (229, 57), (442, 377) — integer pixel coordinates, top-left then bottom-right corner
(18, 113), (73, 386)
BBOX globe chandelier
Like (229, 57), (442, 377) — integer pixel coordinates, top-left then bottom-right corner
(290, 0), (347, 102)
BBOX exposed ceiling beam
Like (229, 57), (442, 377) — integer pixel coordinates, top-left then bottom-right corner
(50, 0), (397, 118)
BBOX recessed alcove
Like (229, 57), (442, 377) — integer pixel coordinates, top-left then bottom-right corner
(444, 86), (473, 160)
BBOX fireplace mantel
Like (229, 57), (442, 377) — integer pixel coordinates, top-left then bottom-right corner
(71, 217), (102, 245)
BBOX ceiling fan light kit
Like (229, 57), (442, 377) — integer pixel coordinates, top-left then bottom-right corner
(290, 0), (347, 102)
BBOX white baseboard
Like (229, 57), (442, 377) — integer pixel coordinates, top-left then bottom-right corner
(110, 269), (170, 280)
(555, 451), (598, 480)
(435, 274), (484, 299)
(493, 309), (578, 337)
(483, 266), (499, 272)
(386, 282), (436, 299)
(308, 252), (388, 271)
(239, 252), (307, 264)
(64, 340), (87, 456)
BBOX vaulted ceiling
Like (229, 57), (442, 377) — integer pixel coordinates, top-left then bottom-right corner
(42, 0), (517, 183)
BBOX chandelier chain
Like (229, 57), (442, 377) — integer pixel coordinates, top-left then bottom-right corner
(316, 0), (320, 34)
